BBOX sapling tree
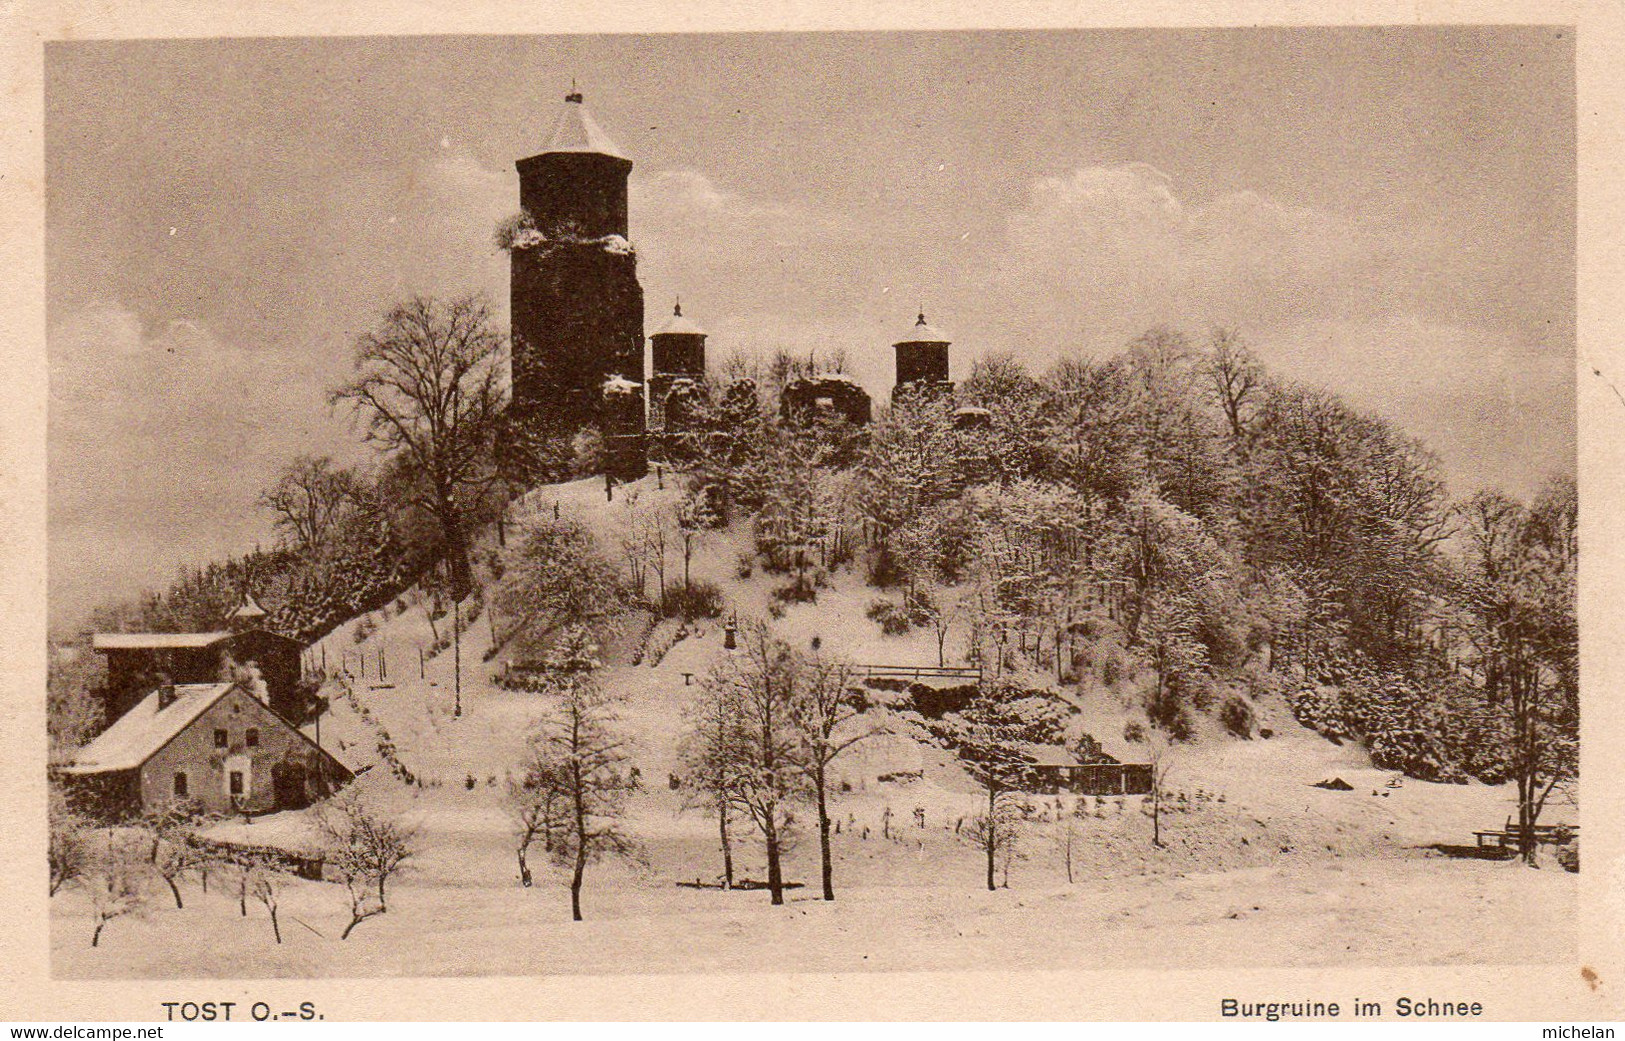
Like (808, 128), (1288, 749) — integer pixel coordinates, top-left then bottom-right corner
(317, 793), (418, 939)
(524, 628), (643, 921)
(680, 672), (749, 890)
(790, 651), (873, 901)
(507, 754), (562, 887)
(707, 620), (805, 905)
(940, 690), (1034, 891)
(1145, 728), (1177, 848)
(48, 794), (88, 897)
(247, 860), (287, 944)
(87, 830), (147, 948)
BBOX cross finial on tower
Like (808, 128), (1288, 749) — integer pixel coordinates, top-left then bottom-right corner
(917, 311), (928, 326)
(566, 79), (582, 104)
(674, 297), (682, 317)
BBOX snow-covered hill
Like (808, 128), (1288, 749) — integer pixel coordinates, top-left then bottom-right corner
(51, 473), (1577, 977)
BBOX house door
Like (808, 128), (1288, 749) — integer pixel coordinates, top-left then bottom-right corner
(272, 761), (308, 810)
(224, 755), (251, 809)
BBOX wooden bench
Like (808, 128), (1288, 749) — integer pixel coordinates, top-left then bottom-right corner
(1474, 820), (1579, 849)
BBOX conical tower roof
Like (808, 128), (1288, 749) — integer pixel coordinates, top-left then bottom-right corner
(541, 91), (627, 160)
(896, 312), (950, 346)
(654, 301), (706, 338)
(227, 594), (268, 627)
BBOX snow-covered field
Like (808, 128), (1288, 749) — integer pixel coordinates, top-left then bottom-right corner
(51, 475), (1578, 977)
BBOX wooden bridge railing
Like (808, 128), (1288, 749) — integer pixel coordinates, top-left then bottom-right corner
(854, 664), (983, 684)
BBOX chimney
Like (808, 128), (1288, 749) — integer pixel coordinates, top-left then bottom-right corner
(156, 673), (177, 710)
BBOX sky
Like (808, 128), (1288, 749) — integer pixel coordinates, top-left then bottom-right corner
(45, 28), (1575, 630)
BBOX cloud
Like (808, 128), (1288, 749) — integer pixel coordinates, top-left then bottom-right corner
(48, 306), (358, 625)
(1256, 315), (1574, 499)
(992, 162), (1425, 353)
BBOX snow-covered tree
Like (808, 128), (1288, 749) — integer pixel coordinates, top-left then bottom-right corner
(524, 629), (642, 920)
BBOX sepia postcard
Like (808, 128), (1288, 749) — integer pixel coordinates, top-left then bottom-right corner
(2, 0), (1624, 1024)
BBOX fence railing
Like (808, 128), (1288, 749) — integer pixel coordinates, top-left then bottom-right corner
(855, 664), (982, 685)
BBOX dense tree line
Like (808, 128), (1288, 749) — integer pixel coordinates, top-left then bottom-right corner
(662, 326), (1575, 860)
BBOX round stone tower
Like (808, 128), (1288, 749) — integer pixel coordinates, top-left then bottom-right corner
(892, 312), (953, 402)
(649, 301), (707, 429)
(506, 91), (646, 481)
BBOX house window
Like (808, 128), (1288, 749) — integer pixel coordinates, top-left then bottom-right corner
(229, 771), (244, 796)
(173, 772), (188, 797)
(214, 729), (228, 749)
(245, 728), (259, 748)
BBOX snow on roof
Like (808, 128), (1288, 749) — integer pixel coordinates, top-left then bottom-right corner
(896, 312), (950, 346)
(1021, 743), (1080, 769)
(653, 303), (706, 338)
(541, 92), (626, 159)
(809, 372), (859, 384)
(60, 683), (236, 774)
(92, 632), (232, 651)
(954, 405), (992, 416)
(602, 374), (642, 395)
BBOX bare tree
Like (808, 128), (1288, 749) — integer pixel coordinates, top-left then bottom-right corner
(507, 753), (562, 888)
(317, 793), (418, 939)
(247, 861), (286, 944)
(48, 793), (88, 897)
(87, 830), (147, 948)
(332, 295), (506, 599)
(708, 620), (805, 905)
(260, 455), (369, 554)
(680, 673), (749, 890)
(940, 691), (1033, 891)
(1145, 729), (1176, 848)
(1055, 810), (1078, 884)
(676, 490), (718, 591)
(1452, 480), (1578, 864)
(790, 651), (873, 901)
(1203, 327), (1265, 444)
(525, 628), (643, 921)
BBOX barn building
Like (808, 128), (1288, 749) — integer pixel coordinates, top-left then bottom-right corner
(58, 681), (351, 820)
(506, 90), (647, 482)
(91, 626), (307, 724)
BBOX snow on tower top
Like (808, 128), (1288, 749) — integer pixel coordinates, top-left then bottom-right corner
(654, 301), (706, 338)
(228, 594), (268, 625)
(541, 91), (627, 159)
(896, 312), (950, 345)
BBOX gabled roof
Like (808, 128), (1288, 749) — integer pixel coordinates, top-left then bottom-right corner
(541, 92), (626, 160)
(896, 312), (950, 346)
(92, 632), (232, 651)
(59, 683), (236, 774)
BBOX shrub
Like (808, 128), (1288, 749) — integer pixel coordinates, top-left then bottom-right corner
(863, 546), (905, 588)
(766, 600), (787, 620)
(1556, 838), (1579, 873)
(1220, 695), (1255, 739)
(866, 599), (911, 635)
(1123, 720), (1146, 744)
(771, 577), (817, 605)
(664, 580), (724, 621)
(735, 554), (755, 580)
